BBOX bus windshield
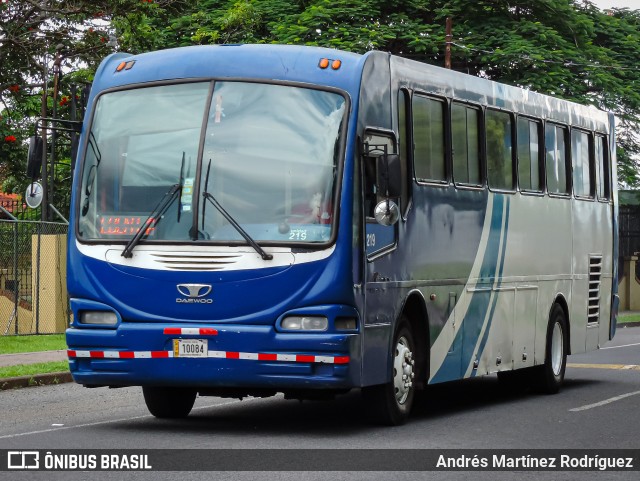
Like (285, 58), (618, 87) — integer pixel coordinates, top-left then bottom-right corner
(77, 81), (346, 245)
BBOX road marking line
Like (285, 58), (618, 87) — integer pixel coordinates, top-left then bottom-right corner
(570, 390), (640, 412)
(0, 397), (257, 440)
(568, 363), (640, 370)
(600, 342), (640, 350)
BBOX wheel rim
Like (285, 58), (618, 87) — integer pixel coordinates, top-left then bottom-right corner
(551, 321), (564, 376)
(393, 335), (414, 405)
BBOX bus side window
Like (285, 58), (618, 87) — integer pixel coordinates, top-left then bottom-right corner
(545, 123), (570, 195)
(451, 103), (481, 186)
(486, 109), (514, 191)
(413, 94), (446, 184)
(517, 117), (543, 192)
(595, 135), (611, 201)
(571, 129), (594, 198)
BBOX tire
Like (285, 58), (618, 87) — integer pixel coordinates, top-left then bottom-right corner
(534, 304), (568, 394)
(142, 386), (197, 418)
(363, 319), (415, 426)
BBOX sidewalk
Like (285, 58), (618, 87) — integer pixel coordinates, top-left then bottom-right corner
(0, 349), (68, 367)
(0, 349), (71, 390)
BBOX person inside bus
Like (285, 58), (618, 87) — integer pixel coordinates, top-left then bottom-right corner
(288, 188), (332, 225)
(288, 190), (321, 224)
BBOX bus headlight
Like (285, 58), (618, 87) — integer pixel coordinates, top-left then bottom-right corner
(281, 316), (328, 331)
(79, 311), (117, 326)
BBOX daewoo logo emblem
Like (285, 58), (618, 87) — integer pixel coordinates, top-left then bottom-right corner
(176, 284), (213, 304)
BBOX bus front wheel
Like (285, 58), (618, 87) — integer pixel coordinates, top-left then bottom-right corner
(363, 318), (415, 425)
(142, 386), (197, 418)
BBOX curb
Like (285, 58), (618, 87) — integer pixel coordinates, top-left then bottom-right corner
(620, 322), (640, 328)
(0, 372), (72, 391)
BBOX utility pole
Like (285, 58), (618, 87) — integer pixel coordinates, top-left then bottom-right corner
(40, 58), (48, 222)
(445, 17), (452, 70)
(48, 44), (64, 221)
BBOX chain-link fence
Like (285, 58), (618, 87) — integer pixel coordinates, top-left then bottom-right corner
(620, 205), (640, 259)
(0, 219), (69, 335)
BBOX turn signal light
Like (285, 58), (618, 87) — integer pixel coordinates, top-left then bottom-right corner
(318, 58), (342, 70)
(115, 60), (136, 73)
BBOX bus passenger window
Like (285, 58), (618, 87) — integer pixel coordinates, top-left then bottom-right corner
(596, 135), (610, 200)
(545, 124), (569, 195)
(413, 95), (446, 182)
(517, 118), (542, 192)
(486, 109), (514, 190)
(571, 130), (593, 198)
(452, 103), (481, 185)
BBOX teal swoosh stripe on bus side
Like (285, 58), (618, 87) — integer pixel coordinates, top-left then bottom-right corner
(430, 194), (506, 383)
(470, 196), (510, 377)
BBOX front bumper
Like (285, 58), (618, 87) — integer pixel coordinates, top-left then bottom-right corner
(66, 322), (361, 390)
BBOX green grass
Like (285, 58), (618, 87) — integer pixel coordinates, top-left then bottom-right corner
(618, 313), (640, 324)
(0, 361), (69, 379)
(0, 334), (66, 354)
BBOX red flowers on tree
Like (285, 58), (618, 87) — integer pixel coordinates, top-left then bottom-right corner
(7, 85), (20, 93)
(4, 135), (17, 143)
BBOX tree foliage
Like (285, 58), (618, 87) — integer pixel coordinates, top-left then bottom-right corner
(2, 0), (640, 194)
(0, 0), (183, 201)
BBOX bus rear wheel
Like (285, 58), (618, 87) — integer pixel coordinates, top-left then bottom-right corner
(142, 386), (197, 418)
(534, 304), (568, 394)
(363, 319), (415, 425)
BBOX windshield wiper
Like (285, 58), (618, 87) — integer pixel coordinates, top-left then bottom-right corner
(122, 154), (187, 258)
(177, 152), (185, 224)
(201, 159), (273, 261)
(121, 183), (181, 258)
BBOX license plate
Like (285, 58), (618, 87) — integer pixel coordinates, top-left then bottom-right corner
(173, 339), (208, 358)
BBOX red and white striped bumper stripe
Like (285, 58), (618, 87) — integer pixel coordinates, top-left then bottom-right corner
(162, 327), (218, 336)
(67, 350), (349, 364)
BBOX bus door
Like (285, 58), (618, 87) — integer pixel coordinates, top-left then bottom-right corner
(360, 130), (401, 385)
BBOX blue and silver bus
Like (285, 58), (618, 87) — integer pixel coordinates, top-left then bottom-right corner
(66, 44), (618, 425)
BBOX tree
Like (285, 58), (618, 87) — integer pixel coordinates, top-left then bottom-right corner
(112, 0), (640, 186)
(0, 1), (183, 213)
(3, 1), (640, 189)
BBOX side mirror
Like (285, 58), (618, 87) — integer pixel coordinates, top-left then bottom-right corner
(376, 153), (401, 198)
(26, 136), (43, 179)
(374, 199), (400, 226)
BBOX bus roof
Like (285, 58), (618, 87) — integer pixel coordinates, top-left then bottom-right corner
(92, 44), (366, 95)
(90, 43), (611, 133)
(391, 55), (610, 132)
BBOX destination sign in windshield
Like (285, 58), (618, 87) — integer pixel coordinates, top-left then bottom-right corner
(98, 215), (156, 237)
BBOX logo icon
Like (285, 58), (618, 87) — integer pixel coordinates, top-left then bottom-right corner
(177, 284), (212, 298)
(176, 284), (213, 303)
(8, 451), (39, 470)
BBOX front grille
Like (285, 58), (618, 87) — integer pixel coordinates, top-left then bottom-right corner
(149, 253), (241, 271)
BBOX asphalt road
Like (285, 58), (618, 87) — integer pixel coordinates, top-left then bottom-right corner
(0, 326), (638, 481)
